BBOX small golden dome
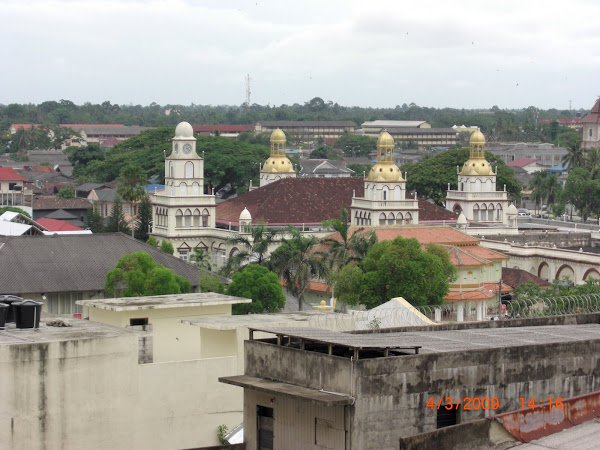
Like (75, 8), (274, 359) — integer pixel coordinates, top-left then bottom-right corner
(261, 156), (295, 173)
(270, 128), (286, 144)
(460, 159), (494, 176)
(366, 163), (405, 182)
(470, 129), (485, 145)
(377, 130), (394, 147)
(320, 300), (326, 306)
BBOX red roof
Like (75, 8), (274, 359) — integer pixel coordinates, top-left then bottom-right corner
(36, 218), (83, 232)
(501, 267), (551, 289)
(192, 125), (254, 133)
(27, 166), (56, 173)
(216, 178), (457, 225)
(0, 168), (26, 181)
(582, 99), (600, 124)
(507, 158), (538, 168)
(11, 123), (125, 131)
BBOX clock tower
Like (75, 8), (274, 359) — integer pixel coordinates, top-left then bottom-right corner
(151, 121), (217, 261)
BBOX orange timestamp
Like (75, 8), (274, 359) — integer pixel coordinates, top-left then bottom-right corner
(520, 397), (564, 410)
(426, 397), (500, 411)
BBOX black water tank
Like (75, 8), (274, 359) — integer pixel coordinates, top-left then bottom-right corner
(0, 295), (23, 323)
(13, 300), (43, 329)
(0, 303), (8, 329)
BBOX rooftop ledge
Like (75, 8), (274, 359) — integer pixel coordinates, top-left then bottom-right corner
(77, 292), (251, 311)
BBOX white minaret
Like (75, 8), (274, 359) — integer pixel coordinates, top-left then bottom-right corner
(350, 130), (419, 226)
(151, 121), (216, 260)
(445, 130), (509, 225)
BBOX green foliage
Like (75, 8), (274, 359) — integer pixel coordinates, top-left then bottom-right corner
(55, 185), (75, 199)
(190, 248), (212, 271)
(347, 163), (373, 177)
(343, 237), (457, 308)
(563, 168), (600, 222)
(68, 144), (105, 178)
(333, 134), (377, 157)
(528, 171), (563, 214)
(134, 194), (152, 241)
(105, 195), (129, 233)
(160, 240), (174, 255)
(331, 263), (363, 307)
(0, 206), (31, 218)
(228, 265), (286, 314)
(217, 424), (229, 445)
(309, 145), (342, 160)
(401, 148), (522, 205)
(104, 251), (191, 297)
(84, 206), (104, 233)
(199, 274), (225, 294)
(146, 236), (158, 247)
(223, 225), (281, 276)
(117, 165), (147, 204)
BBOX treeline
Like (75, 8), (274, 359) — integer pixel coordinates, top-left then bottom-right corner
(0, 98), (587, 143)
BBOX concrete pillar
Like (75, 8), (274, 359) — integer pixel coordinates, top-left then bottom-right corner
(457, 303), (464, 322)
(434, 308), (442, 322)
(476, 302), (483, 321)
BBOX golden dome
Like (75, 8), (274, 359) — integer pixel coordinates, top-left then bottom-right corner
(366, 163), (405, 182)
(470, 129), (485, 145)
(270, 128), (286, 144)
(261, 156), (295, 174)
(460, 158), (494, 176)
(377, 130), (394, 147)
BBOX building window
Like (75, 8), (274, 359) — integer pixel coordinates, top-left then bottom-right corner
(437, 404), (457, 428)
(130, 318), (148, 326)
(123, 205), (130, 213)
(185, 161), (194, 178)
(179, 250), (189, 261)
(257, 406), (274, 450)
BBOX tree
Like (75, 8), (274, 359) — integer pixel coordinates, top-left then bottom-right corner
(84, 206), (104, 233)
(46, 125), (80, 150)
(584, 148), (600, 180)
(55, 185), (75, 199)
(347, 162), (373, 177)
(346, 236), (457, 308)
(333, 134), (376, 158)
(146, 236), (158, 247)
(228, 265), (286, 314)
(134, 194), (152, 241)
(117, 165), (147, 237)
(68, 144), (105, 178)
(270, 226), (326, 311)
(160, 240), (174, 255)
(199, 274), (225, 293)
(190, 248), (212, 271)
(104, 251), (191, 297)
(0, 206), (31, 218)
(561, 139), (584, 171)
(562, 168), (600, 222)
(223, 225), (281, 275)
(105, 195), (129, 233)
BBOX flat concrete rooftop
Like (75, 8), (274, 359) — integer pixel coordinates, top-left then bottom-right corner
(181, 311), (326, 330)
(0, 316), (137, 345)
(253, 324), (600, 354)
(77, 292), (251, 311)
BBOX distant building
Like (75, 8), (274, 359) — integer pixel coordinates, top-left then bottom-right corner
(582, 98), (600, 149)
(506, 157), (545, 173)
(486, 142), (567, 167)
(360, 120), (457, 149)
(88, 188), (140, 227)
(538, 117), (583, 130)
(299, 159), (353, 178)
(452, 124), (480, 134)
(255, 121), (355, 144)
(0, 167), (27, 206)
(192, 124), (254, 138)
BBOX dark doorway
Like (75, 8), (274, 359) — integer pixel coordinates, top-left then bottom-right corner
(437, 405), (457, 428)
(257, 405), (274, 450)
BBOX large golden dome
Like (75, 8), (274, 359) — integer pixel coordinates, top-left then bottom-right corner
(460, 158), (494, 176)
(270, 128), (286, 144)
(261, 156), (295, 174)
(377, 130), (394, 147)
(367, 163), (404, 182)
(470, 129), (485, 145)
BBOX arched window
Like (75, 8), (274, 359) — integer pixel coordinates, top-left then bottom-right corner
(202, 208), (210, 227)
(480, 203), (487, 221)
(486, 179), (492, 192)
(387, 212), (394, 225)
(184, 209), (192, 227)
(496, 203), (503, 221)
(473, 204), (479, 221)
(475, 179), (482, 192)
(382, 186), (389, 201)
(179, 182), (187, 196)
(394, 186), (401, 200)
(396, 212), (403, 224)
(405, 212), (412, 224)
(371, 186), (376, 200)
(488, 203), (494, 221)
(379, 213), (386, 225)
(168, 161), (173, 178)
(193, 208), (200, 227)
(365, 185), (371, 200)
(185, 161), (194, 178)
(175, 209), (183, 228)
(367, 212), (371, 226)
(460, 182), (464, 191)
(192, 182), (199, 195)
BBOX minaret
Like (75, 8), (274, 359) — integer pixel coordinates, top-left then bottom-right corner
(350, 130), (419, 226)
(150, 121), (216, 260)
(445, 130), (509, 224)
(260, 128), (296, 187)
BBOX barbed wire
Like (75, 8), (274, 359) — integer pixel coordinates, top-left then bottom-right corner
(507, 294), (600, 318)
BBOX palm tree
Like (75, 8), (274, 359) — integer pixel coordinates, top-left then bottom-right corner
(190, 248), (211, 271)
(117, 165), (147, 237)
(222, 224), (281, 275)
(529, 171), (547, 214)
(561, 139), (584, 171)
(585, 148), (600, 180)
(544, 175), (562, 208)
(270, 226), (326, 311)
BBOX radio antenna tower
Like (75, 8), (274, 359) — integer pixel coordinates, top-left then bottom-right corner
(245, 74), (251, 112)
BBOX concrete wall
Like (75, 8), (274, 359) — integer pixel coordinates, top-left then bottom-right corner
(0, 333), (242, 449)
(483, 231), (591, 248)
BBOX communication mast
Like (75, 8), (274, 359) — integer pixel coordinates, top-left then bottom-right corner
(245, 74), (251, 112)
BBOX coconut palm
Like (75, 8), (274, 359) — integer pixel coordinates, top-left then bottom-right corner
(270, 226), (326, 311)
(222, 224), (281, 275)
(561, 139), (584, 171)
(190, 248), (211, 271)
(117, 165), (148, 237)
(585, 148), (600, 180)
(528, 171), (547, 214)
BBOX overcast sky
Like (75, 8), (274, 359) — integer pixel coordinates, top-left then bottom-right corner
(2, 0), (600, 110)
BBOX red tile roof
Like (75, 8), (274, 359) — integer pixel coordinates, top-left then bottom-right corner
(0, 168), (26, 181)
(446, 246), (490, 266)
(582, 99), (600, 124)
(36, 218), (83, 232)
(501, 267), (551, 289)
(464, 245), (509, 261)
(216, 178), (457, 225)
(192, 125), (254, 133)
(445, 288), (496, 302)
(11, 123), (124, 130)
(352, 226), (479, 246)
(27, 166), (56, 173)
(507, 158), (538, 168)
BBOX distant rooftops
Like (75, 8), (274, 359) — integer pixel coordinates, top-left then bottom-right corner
(362, 120), (429, 128)
(0, 167), (26, 181)
(507, 158), (539, 168)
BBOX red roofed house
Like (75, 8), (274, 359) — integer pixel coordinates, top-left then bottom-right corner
(582, 98), (600, 149)
(36, 217), (85, 232)
(0, 167), (28, 207)
(507, 157), (544, 173)
(538, 118), (582, 130)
